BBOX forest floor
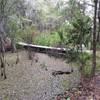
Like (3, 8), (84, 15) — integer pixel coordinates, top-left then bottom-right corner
(0, 50), (80, 100)
(56, 51), (100, 100)
(0, 50), (99, 100)
(56, 75), (100, 100)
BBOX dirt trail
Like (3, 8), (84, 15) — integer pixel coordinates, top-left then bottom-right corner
(0, 51), (80, 100)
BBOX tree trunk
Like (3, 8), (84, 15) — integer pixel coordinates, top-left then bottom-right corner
(11, 39), (16, 53)
(0, 34), (6, 79)
(91, 0), (98, 77)
(97, 22), (100, 43)
(26, 33), (33, 60)
(97, 0), (100, 43)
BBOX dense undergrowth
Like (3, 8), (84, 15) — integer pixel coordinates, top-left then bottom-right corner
(33, 32), (61, 46)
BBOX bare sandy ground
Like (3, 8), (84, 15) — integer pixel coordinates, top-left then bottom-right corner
(0, 51), (80, 100)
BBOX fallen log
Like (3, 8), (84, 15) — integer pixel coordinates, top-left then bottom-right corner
(17, 42), (67, 54)
(52, 69), (73, 76)
(17, 42), (92, 54)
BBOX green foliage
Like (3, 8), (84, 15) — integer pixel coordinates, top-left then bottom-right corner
(56, 22), (70, 45)
(97, 43), (100, 49)
(78, 52), (92, 76)
(20, 26), (35, 43)
(82, 55), (92, 77)
(7, 17), (36, 43)
(66, 13), (92, 48)
(66, 48), (79, 62)
(73, 52), (92, 77)
(79, 52), (91, 63)
(33, 32), (61, 46)
(7, 17), (24, 42)
(84, 65), (92, 77)
(63, 13), (92, 77)
(60, 12), (92, 69)
(66, 48), (91, 63)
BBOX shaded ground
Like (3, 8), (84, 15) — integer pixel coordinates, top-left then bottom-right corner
(0, 51), (80, 100)
(56, 75), (100, 100)
(56, 51), (100, 100)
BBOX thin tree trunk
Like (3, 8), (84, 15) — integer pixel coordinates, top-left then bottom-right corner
(11, 38), (16, 53)
(0, 35), (6, 79)
(97, 22), (100, 42)
(91, 0), (98, 77)
(97, 0), (100, 43)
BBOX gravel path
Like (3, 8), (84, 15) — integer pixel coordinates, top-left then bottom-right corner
(0, 51), (80, 100)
